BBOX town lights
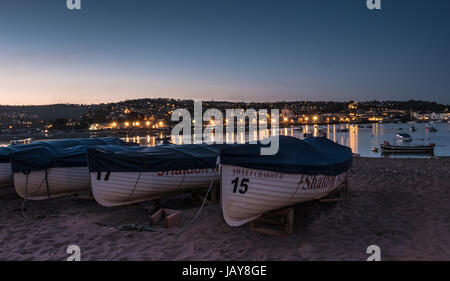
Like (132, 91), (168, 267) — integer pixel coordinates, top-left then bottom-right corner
(112, 122), (117, 128)
(159, 121), (164, 127)
(146, 121), (151, 127)
(124, 122), (130, 127)
(313, 116), (318, 121)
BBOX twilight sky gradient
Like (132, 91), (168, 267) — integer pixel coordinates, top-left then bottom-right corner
(1, 0), (449, 105)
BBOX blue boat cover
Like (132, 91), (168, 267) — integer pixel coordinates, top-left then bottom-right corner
(220, 136), (352, 175)
(87, 143), (234, 173)
(8, 138), (135, 172)
(87, 137), (351, 175)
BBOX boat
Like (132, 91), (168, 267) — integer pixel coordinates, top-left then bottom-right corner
(219, 136), (353, 226)
(371, 147), (379, 152)
(1, 139), (93, 187)
(0, 161), (12, 187)
(316, 126), (327, 137)
(318, 131), (327, 138)
(380, 142), (435, 154)
(87, 143), (234, 207)
(9, 137), (135, 200)
(156, 135), (173, 144)
(396, 133), (412, 142)
(410, 126), (417, 132)
(429, 127), (437, 132)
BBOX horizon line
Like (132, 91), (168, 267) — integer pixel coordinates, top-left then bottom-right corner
(1, 98), (449, 107)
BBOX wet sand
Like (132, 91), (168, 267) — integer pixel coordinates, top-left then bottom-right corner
(0, 157), (449, 261)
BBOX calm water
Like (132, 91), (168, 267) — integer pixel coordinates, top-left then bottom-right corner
(117, 122), (450, 157)
(2, 122), (449, 158)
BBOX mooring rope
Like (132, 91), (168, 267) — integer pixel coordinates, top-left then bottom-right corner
(121, 171), (142, 207)
(118, 165), (219, 237)
(20, 171), (47, 218)
(20, 172), (30, 218)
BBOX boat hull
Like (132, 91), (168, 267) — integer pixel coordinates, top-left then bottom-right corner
(380, 144), (434, 154)
(221, 164), (348, 226)
(0, 163), (13, 187)
(14, 167), (90, 200)
(91, 168), (220, 207)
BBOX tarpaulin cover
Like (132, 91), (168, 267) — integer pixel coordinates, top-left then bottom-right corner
(8, 138), (135, 172)
(220, 136), (352, 175)
(87, 143), (234, 173)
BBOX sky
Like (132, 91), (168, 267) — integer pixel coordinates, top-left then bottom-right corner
(0, 0), (449, 105)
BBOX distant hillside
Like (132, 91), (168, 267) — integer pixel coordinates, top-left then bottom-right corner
(0, 104), (102, 121)
(0, 99), (448, 122)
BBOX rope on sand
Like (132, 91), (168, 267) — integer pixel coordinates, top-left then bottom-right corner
(118, 164), (219, 236)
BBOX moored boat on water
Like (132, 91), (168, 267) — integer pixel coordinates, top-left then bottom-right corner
(87, 143), (233, 207)
(396, 133), (412, 142)
(9, 138), (135, 200)
(219, 136), (353, 227)
(380, 142), (435, 154)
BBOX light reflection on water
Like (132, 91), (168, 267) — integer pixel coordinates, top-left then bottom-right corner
(146, 122), (449, 158)
(1, 122), (449, 158)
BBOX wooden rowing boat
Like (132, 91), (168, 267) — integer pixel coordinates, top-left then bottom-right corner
(9, 138), (135, 200)
(90, 168), (219, 207)
(219, 136), (353, 226)
(221, 164), (348, 226)
(87, 144), (229, 207)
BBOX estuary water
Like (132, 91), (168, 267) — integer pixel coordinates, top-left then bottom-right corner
(1, 122), (449, 158)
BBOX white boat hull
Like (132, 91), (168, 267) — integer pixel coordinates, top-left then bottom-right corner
(91, 168), (220, 207)
(221, 164), (348, 226)
(0, 163), (13, 187)
(14, 167), (90, 200)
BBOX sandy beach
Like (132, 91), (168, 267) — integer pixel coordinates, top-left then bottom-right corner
(0, 157), (449, 261)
